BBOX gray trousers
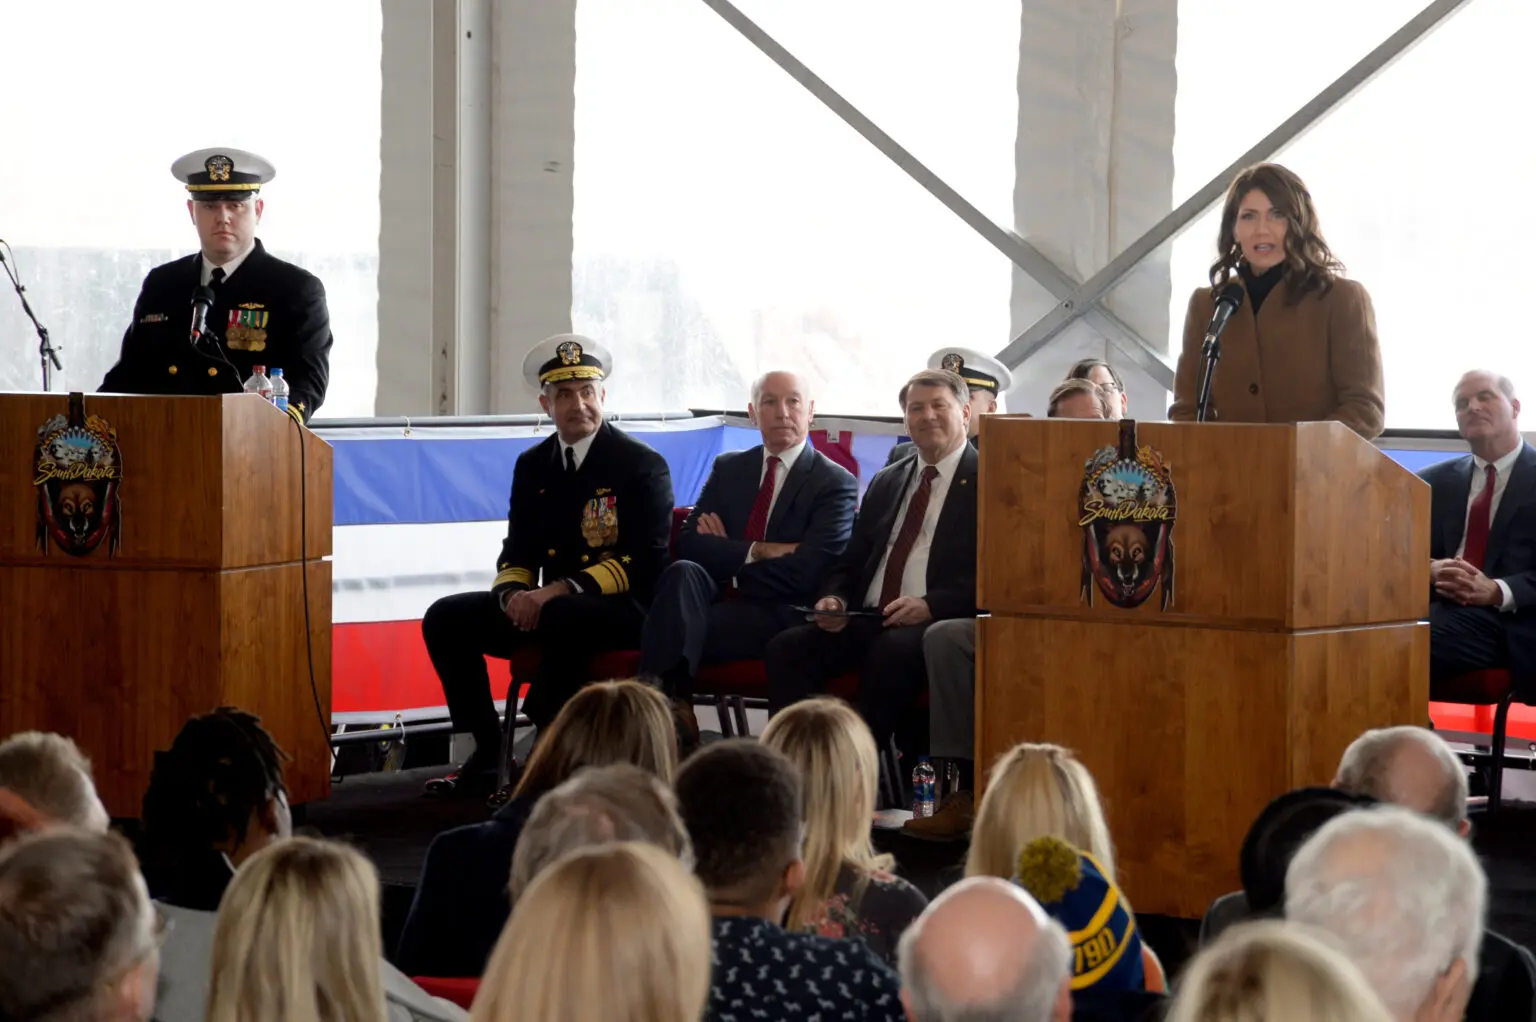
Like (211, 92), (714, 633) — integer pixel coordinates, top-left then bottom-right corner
(923, 617), (976, 760)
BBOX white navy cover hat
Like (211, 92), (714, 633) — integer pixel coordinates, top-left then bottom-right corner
(171, 148), (276, 201)
(927, 346), (1013, 394)
(522, 333), (612, 390)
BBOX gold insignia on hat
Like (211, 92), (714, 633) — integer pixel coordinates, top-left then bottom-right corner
(941, 352), (964, 373)
(205, 155), (233, 183)
(557, 340), (584, 366)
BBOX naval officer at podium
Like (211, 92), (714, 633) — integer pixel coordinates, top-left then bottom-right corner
(99, 148), (333, 421)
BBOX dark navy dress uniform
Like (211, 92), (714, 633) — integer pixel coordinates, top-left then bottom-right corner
(422, 338), (673, 760)
(99, 239), (332, 420)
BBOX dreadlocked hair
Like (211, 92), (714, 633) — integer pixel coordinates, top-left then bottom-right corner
(139, 707), (289, 875)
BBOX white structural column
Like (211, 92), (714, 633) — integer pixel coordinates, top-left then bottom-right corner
(1009, 0), (1178, 415)
(488, 0), (578, 413)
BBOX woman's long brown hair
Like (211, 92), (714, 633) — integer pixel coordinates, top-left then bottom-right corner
(1209, 162), (1345, 302)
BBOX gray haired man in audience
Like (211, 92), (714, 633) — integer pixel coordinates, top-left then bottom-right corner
(1334, 725), (1469, 837)
(0, 731), (110, 831)
(0, 829), (161, 1022)
(898, 876), (1072, 1022)
(1285, 805), (1486, 1022)
(508, 763), (694, 901)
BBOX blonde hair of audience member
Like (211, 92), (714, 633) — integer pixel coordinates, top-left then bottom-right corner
(508, 762), (694, 901)
(473, 842), (712, 1022)
(205, 837), (388, 1022)
(1285, 806), (1486, 1022)
(1334, 726), (1469, 836)
(0, 731), (109, 831)
(760, 697), (894, 931)
(1167, 920), (1392, 1022)
(965, 743), (1115, 881)
(511, 679), (679, 802)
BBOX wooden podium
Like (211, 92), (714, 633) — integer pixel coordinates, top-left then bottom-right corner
(976, 417), (1429, 918)
(0, 392), (332, 818)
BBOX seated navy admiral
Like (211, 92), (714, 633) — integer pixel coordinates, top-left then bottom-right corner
(98, 148), (333, 421)
(1422, 370), (1536, 687)
(420, 335), (674, 794)
(885, 347), (1012, 466)
(637, 370), (856, 717)
(764, 368), (979, 752)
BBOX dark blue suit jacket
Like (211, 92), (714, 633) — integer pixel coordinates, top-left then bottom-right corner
(1420, 442), (1536, 679)
(823, 443), (979, 621)
(676, 443), (856, 604)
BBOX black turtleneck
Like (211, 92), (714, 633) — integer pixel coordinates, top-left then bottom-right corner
(1241, 262), (1284, 314)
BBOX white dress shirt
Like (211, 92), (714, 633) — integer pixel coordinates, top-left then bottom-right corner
(1456, 442), (1523, 612)
(200, 242), (256, 285)
(863, 440), (968, 608)
(561, 429), (600, 471)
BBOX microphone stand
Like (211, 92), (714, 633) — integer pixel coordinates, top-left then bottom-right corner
(1195, 335), (1220, 423)
(0, 244), (63, 392)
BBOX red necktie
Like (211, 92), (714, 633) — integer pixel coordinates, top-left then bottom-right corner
(744, 456), (780, 543)
(879, 465), (939, 608)
(1463, 463), (1497, 570)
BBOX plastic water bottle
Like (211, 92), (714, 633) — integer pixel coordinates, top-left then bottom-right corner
(912, 757), (937, 818)
(243, 365), (273, 402)
(269, 368), (290, 412)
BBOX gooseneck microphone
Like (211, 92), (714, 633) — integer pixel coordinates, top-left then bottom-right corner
(1195, 281), (1245, 423)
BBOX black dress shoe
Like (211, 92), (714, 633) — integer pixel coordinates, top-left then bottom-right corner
(423, 747), (500, 796)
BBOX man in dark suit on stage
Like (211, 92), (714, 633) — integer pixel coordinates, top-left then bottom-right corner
(639, 370), (856, 719)
(99, 148), (333, 420)
(420, 334), (674, 795)
(765, 368), (978, 748)
(885, 347), (1012, 466)
(1421, 370), (1536, 684)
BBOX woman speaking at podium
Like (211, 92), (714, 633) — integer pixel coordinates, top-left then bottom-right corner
(1168, 162), (1385, 439)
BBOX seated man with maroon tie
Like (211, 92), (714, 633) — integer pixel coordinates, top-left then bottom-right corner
(763, 368), (979, 750)
(638, 371), (857, 722)
(1421, 370), (1536, 684)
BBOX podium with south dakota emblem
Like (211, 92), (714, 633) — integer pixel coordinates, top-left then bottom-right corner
(975, 417), (1429, 918)
(0, 392), (332, 817)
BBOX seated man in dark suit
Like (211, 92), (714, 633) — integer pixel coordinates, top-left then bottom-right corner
(1420, 370), (1536, 684)
(639, 370), (856, 719)
(885, 347), (1012, 466)
(765, 368), (978, 749)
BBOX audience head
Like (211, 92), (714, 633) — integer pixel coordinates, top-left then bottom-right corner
(926, 348), (1012, 436)
(475, 842), (712, 1022)
(967, 743), (1114, 882)
(898, 876), (1072, 1022)
(748, 370), (814, 455)
(0, 786), (53, 846)
(205, 837), (387, 1022)
(1067, 358), (1127, 417)
(512, 679), (678, 803)
(1335, 726), (1469, 835)
(1046, 378), (1111, 420)
(0, 731), (109, 832)
(1167, 920), (1392, 1022)
(1452, 370), (1520, 459)
(509, 762), (693, 901)
(139, 708), (290, 902)
(528, 333), (608, 444)
(899, 369), (972, 461)
(675, 738), (804, 917)
(760, 698), (892, 930)
(1239, 786), (1373, 916)
(1013, 836), (1145, 995)
(0, 829), (161, 1022)
(1285, 805), (1486, 1022)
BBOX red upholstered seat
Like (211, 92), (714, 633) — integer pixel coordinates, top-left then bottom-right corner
(412, 977), (479, 1010)
(1431, 668), (1514, 704)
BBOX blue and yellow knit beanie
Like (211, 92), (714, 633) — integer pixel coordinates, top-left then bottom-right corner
(1012, 835), (1145, 993)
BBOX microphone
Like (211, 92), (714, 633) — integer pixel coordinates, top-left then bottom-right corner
(1203, 282), (1246, 352)
(189, 286), (215, 344)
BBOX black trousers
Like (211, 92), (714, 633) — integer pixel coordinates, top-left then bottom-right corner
(1430, 600), (1508, 677)
(763, 617), (931, 748)
(638, 560), (801, 698)
(422, 590), (644, 737)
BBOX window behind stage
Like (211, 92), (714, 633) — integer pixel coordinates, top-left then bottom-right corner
(572, 0), (1021, 414)
(0, 0), (382, 417)
(1173, 0), (1535, 430)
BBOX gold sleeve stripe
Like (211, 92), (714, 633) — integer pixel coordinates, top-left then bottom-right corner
(494, 567), (534, 588)
(584, 560), (627, 595)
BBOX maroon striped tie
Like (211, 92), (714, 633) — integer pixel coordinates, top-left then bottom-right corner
(879, 465), (938, 608)
(744, 456), (780, 543)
